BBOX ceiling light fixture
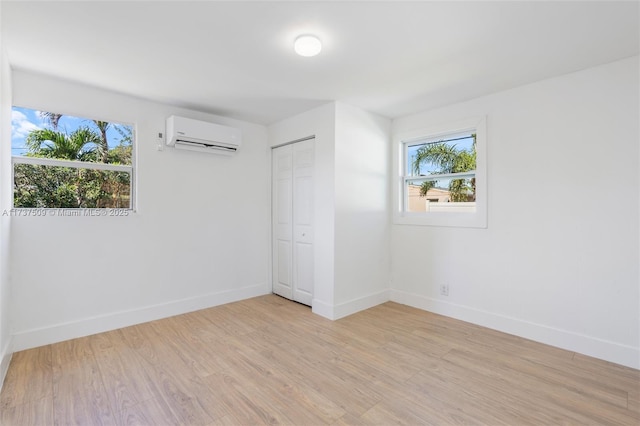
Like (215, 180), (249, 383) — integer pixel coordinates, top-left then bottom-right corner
(294, 35), (322, 57)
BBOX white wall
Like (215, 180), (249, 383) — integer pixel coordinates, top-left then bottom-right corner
(10, 70), (270, 350)
(0, 1), (15, 388)
(268, 103), (337, 318)
(268, 102), (391, 319)
(6, 57), (636, 370)
(333, 102), (390, 317)
(390, 56), (640, 368)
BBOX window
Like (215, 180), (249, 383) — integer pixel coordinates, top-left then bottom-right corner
(393, 117), (487, 228)
(11, 107), (134, 209)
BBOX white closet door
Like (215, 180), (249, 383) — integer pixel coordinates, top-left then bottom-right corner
(272, 138), (314, 306)
(272, 144), (294, 300)
(291, 139), (314, 305)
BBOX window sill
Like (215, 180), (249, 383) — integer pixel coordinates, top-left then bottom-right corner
(393, 210), (487, 228)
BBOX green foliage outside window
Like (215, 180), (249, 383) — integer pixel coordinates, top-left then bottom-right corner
(411, 134), (476, 202)
(14, 165), (130, 208)
(13, 110), (133, 208)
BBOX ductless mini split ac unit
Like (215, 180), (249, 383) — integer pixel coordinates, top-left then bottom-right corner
(166, 115), (241, 155)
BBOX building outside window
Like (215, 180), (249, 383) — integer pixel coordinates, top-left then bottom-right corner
(394, 116), (487, 228)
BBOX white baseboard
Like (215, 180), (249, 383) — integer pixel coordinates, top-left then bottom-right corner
(313, 290), (390, 320)
(311, 298), (334, 320)
(0, 336), (13, 393)
(12, 283), (268, 352)
(390, 289), (640, 370)
(11, 284), (637, 370)
(333, 290), (390, 320)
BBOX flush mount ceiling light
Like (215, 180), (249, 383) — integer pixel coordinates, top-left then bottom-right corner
(294, 35), (322, 57)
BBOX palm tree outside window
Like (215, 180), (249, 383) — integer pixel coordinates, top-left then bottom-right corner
(11, 106), (134, 209)
(403, 131), (476, 213)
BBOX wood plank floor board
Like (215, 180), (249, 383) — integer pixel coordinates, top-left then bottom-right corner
(92, 341), (158, 416)
(252, 323), (340, 362)
(114, 396), (180, 426)
(203, 373), (275, 425)
(484, 345), (630, 410)
(2, 295), (639, 425)
(573, 352), (640, 381)
(0, 397), (54, 426)
(206, 413), (259, 426)
(378, 339), (450, 370)
(131, 321), (206, 382)
(203, 371), (293, 426)
(332, 310), (415, 352)
(358, 399), (438, 426)
(0, 346), (53, 410)
(196, 305), (262, 339)
(222, 302), (285, 332)
(359, 393), (491, 426)
(116, 320), (223, 424)
(411, 326), (491, 354)
(465, 323), (575, 358)
(442, 348), (639, 425)
(330, 321), (399, 350)
(406, 361), (587, 425)
(228, 349), (346, 425)
(51, 336), (96, 368)
(257, 343), (383, 418)
(215, 365), (335, 425)
(115, 323), (155, 352)
(52, 356), (115, 425)
(459, 346), (636, 417)
(148, 319), (227, 378)
(182, 375), (234, 423)
(129, 345), (217, 425)
(444, 327), (633, 412)
(327, 343), (422, 385)
(356, 350), (529, 425)
(570, 353), (640, 396)
(247, 309), (390, 419)
(330, 413), (370, 426)
(628, 388), (640, 414)
(342, 306), (440, 340)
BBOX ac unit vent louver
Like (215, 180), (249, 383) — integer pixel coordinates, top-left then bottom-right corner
(166, 115), (241, 155)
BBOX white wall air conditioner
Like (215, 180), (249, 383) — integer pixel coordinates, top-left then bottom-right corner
(166, 115), (241, 155)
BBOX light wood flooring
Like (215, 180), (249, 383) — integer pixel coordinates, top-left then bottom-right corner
(1, 294), (639, 425)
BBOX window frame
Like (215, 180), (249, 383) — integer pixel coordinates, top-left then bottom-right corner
(393, 116), (487, 228)
(10, 106), (136, 211)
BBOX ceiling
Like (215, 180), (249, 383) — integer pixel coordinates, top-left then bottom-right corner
(2, 1), (638, 125)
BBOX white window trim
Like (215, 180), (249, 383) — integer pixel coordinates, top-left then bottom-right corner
(13, 155), (132, 172)
(392, 116), (487, 228)
(10, 105), (137, 211)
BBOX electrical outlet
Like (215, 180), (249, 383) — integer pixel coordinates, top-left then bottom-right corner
(440, 284), (449, 296)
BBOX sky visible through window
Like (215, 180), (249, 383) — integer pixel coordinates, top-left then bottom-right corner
(11, 106), (130, 157)
(11, 106), (133, 209)
(406, 134), (475, 176)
